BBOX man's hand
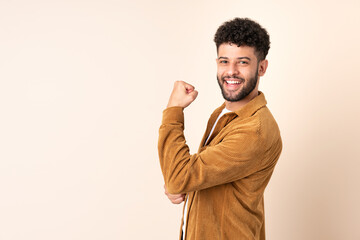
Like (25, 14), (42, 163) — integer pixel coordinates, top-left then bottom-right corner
(167, 81), (198, 108)
(164, 184), (185, 204)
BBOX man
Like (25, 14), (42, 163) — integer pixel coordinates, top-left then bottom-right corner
(158, 18), (282, 240)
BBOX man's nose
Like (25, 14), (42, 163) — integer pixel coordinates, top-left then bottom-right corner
(226, 63), (239, 76)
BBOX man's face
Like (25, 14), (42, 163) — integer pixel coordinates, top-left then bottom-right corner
(216, 43), (260, 102)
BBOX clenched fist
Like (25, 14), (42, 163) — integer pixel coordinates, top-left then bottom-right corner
(167, 81), (198, 108)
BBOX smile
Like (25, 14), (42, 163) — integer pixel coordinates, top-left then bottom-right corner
(225, 80), (242, 84)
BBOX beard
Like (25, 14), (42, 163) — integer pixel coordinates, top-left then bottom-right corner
(217, 68), (259, 102)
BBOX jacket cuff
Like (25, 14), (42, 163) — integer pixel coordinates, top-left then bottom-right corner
(162, 106), (184, 124)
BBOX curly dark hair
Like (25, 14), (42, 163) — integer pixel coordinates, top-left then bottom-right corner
(214, 18), (270, 61)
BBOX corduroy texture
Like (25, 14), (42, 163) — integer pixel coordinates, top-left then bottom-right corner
(158, 92), (282, 240)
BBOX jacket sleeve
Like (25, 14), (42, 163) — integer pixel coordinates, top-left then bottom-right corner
(158, 106), (266, 194)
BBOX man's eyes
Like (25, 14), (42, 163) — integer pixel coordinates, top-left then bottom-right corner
(219, 60), (248, 65)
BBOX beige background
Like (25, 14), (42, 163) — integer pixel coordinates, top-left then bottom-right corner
(1, 0), (359, 239)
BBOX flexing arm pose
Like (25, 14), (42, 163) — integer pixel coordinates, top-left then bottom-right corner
(164, 81), (197, 204)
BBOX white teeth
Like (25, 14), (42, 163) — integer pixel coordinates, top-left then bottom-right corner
(226, 80), (240, 84)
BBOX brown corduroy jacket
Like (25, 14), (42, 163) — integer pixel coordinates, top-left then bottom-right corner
(158, 92), (282, 240)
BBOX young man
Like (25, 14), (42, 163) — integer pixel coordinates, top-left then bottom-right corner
(158, 18), (282, 240)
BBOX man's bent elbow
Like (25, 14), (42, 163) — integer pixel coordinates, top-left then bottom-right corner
(165, 179), (185, 195)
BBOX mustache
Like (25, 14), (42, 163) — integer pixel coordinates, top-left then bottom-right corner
(222, 75), (245, 81)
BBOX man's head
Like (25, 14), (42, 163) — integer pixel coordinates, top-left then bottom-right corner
(214, 18), (270, 61)
(214, 18), (270, 104)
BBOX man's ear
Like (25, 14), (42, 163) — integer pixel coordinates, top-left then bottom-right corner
(258, 59), (268, 77)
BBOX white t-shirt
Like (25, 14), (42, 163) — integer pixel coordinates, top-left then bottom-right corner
(182, 107), (232, 239)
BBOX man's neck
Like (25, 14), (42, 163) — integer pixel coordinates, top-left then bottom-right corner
(225, 89), (259, 112)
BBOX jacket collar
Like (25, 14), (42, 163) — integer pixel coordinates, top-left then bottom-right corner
(215, 91), (267, 121)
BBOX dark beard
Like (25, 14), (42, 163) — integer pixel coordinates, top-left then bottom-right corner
(217, 69), (258, 102)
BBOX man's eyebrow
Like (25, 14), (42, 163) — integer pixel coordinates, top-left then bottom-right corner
(237, 57), (251, 60)
(218, 56), (251, 60)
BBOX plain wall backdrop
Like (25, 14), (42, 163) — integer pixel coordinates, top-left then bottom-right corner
(1, 0), (359, 239)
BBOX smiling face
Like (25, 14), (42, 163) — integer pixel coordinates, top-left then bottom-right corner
(216, 43), (267, 106)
